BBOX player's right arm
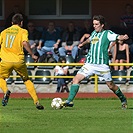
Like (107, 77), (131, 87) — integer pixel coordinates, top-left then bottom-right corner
(22, 29), (38, 61)
(80, 33), (90, 43)
(78, 38), (90, 49)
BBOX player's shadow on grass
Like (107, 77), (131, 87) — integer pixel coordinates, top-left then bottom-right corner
(127, 107), (133, 109)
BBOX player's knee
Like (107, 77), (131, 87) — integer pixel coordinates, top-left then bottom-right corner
(73, 74), (85, 84)
(72, 77), (79, 84)
(106, 81), (115, 90)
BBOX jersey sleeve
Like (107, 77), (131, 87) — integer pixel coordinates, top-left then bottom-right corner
(0, 33), (2, 46)
(22, 29), (29, 42)
(0, 34), (1, 58)
(107, 30), (118, 41)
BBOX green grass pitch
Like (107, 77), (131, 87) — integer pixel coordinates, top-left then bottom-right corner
(0, 98), (133, 133)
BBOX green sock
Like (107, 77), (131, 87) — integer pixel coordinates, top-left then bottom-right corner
(115, 87), (126, 103)
(67, 84), (79, 102)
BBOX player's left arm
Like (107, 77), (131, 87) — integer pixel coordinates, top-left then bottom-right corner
(117, 34), (129, 40)
(107, 30), (129, 41)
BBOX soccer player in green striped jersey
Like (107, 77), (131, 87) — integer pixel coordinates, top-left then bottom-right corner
(62, 15), (128, 109)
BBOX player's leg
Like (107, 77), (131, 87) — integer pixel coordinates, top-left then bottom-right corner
(0, 62), (8, 93)
(67, 74), (83, 102)
(97, 64), (127, 109)
(2, 89), (11, 106)
(14, 62), (44, 110)
(62, 64), (92, 107)
(24, 80), (44, 110)
(103, 69), (127, 109)
(106, 81), (127, 109)
(24, 80), (39, 104)
(62, 74), (82, 107)
(0, 77), (11, 106)
(0, 61), (12, 106)
(0, 78), (8, 93)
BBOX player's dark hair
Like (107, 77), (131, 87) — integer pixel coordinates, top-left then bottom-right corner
(93, 15), (105, 25)
(12, 13), (23, 25)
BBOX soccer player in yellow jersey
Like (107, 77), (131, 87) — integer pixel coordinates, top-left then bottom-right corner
(0, 13), (44, 110)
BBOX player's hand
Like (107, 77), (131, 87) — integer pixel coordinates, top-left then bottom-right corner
(31, 54), (38, 62)
(78, 43), (83, 49)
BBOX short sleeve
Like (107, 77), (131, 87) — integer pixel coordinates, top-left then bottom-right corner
(0, 33), (2, 46)
(107, 30), (118, 41)
(22, 29), (28, 42)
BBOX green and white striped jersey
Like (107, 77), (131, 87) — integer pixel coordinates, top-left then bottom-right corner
(86, 30), (118, 65)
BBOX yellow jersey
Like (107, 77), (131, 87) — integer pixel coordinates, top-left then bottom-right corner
(0, 25), (28, 62)
(0, 35), (1, 59)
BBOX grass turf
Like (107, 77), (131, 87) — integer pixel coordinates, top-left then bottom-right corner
(0, 98), (133, 133)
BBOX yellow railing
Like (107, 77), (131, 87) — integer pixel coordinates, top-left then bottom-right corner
(10, 63), (133, 93)
(25, 62), (133, 67)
